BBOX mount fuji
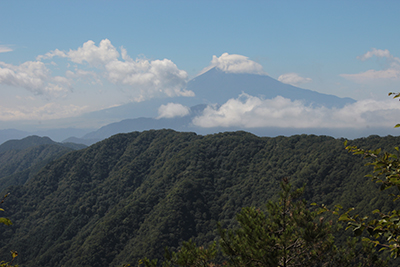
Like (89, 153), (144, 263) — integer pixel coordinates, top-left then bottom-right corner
(1, 67), (359, 145)
(77, 67), (355, 125)
(58, 68), (356, 145)
(185, 67), (354, 108)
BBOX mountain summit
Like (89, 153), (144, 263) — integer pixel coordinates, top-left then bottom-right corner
(0, 66), (357, 144)
(82, 67), (355, 125)
(186, 67), (355, 108)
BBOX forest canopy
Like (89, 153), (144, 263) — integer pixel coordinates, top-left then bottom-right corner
(0, 130), (399, 266)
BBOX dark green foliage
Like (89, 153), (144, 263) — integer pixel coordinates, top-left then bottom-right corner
(0, 194), (18, 267)
(0, 129), (398, 266)
(164, 239), (218, 267)
(141, 182), (388, 267)
(316, 92), (400, 259)
(0, 194), (12, 227)
(0, 135), (85, 153)
(218, 181), (334, 267)
(337, 138), (400, 258)
(0, 138), (85, 193)
(0, 136), (56, 153)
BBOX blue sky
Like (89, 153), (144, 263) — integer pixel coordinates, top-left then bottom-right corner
(1, 1), (400, 131)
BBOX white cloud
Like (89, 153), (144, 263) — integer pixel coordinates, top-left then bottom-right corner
(157, 103), (190, 119)
(65, 69), (102, 85)
(67, 39), (119, 67)
(0, 46), (13, 53)
(0, 61), (48, 88)
(0, 61), (69, 96)
(105, 55), (192, 101)
(36, 49), (66, 61)
(0, 61), (47, 92)
(120, 46), (131, 61)
(340, 69), (400, 82)
(341, 48), (400, 83)
(192, 93), (400, 129)
(37, 39), (120, 67)
(357, 48), (392, 61)
(198, 53), (267, 76)
(52, 76), (71, 86)
(278, 73), (312, 86)
(37, 39), (192, 101)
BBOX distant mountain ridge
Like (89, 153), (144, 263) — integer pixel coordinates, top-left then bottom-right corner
(0, 68), (357, 144)
(79, 104), (207, 142)
(0, 135), (86, 192)
(0, 136), (55, 153)
(0, 135), (85, 153)
(65, 69), (356, 144)
(57, 67), (357, 133)
(186, 67), (355, 108)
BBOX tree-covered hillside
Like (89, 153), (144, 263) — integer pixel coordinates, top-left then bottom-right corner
(0, 136), (86, 193)
(0, 135), (85, 153)
(0, 130), (398, 266)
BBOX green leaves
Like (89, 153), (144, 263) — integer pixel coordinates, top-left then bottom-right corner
(345, 142), (400, 194)
(139, 240), (217, 267)
(0, 194), (17, 267)
(0, 218), (12, 226)
(0, 193), (11, 226)
(343, 142), (400, 256)
(217, 181), (335, 267)
(341, 92), (400, 259)
(389, 92), (400, 100)
(164, 240), (217, 267)
(338, 213), (351, 222)
(0, 251), (18, 267)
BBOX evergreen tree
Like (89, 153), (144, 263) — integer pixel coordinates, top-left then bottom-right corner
(140, 180), (388, 266)
(218, 179), (333, 267)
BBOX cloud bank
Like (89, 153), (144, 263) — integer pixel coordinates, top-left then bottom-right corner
(35, 39), (192, 101)
(105, 53), (192, 101)
(199, 53), (267, 76)
(157, 103), (190, 119)
(341, 48), (400, 82)
(192, 93), (400, 129)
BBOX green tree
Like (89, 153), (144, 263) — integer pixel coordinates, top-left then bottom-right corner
(139, 239), (218, 267)
(339, 92), (400, 259)
(0, 194), (11, 227)
(0, 194), (18, 267)
(218, 179), (333, 267)
(139, 180), (387, 267)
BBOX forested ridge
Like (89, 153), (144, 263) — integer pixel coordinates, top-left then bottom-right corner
(0, 129), (399, 266)
(0, 136), (86, 194)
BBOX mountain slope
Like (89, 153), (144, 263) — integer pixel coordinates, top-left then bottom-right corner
(81, 104), (207, 141)
(69, 69), (357, 143)
(0, 130), (397, 266)
(0, 135), (56, 153)
(64, 68), (356, 138)
(0, 136), (87, 193)
(0, 135), (85, 153)
(186, 67), (355, 108)
(0, 68), (357, 146)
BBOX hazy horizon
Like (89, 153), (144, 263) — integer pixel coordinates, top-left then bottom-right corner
(1, 1), (400, 140)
